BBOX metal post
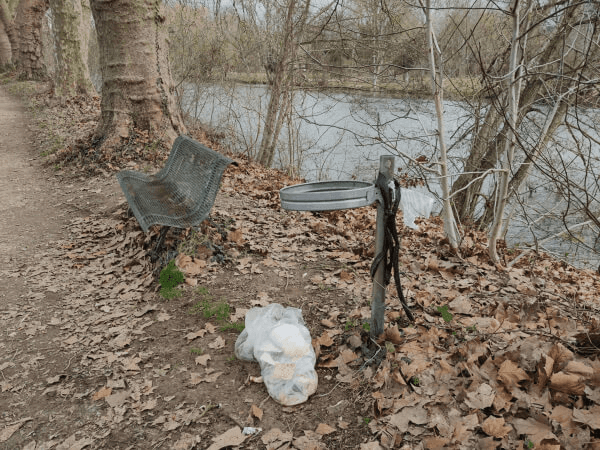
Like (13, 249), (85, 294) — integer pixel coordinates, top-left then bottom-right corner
(371, 155), (394, 339)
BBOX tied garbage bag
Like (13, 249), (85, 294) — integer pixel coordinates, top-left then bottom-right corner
(400, 188), (435, 230)
(235, 304), (318, 406)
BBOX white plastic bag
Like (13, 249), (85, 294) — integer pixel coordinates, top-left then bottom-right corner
(235, 304), (318, 406)
(400, 188), (435, 229)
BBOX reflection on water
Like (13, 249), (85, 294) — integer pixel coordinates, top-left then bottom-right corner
(183, 83), (600, 269)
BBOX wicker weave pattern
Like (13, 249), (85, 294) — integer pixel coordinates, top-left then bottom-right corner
(116, 135), (233, 232)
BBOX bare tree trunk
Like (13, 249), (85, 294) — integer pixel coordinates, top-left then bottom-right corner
(0, 0), (19, 66)
(89, 0), (186, 147)
(49, 0), (94, 97)
(256, 0), (296, 167)
(256, 0), (309, 167)
(0, 10), (11, 65)
(257, 61), (287, 166)
(489, 0), (521, 265)
(14, 0), (48, 79)
(424, 0), (459, 249)
(267, 89), (293, 167)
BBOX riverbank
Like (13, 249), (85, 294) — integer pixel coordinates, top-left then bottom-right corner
(224, 71), (483, 102)
(2, 73), (600, 449)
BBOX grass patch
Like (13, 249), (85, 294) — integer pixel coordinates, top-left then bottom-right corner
(159, 260), (185, 299)
(190, 286), (244, 332)
(190, 298), (230, 321)
(220, 322), (245, 333)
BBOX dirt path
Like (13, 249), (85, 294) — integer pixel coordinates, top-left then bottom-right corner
(0, 87), (128, 448)
(0, 87), (63, 264)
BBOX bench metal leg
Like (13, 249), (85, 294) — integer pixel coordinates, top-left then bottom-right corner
(150, 227), (170, 263)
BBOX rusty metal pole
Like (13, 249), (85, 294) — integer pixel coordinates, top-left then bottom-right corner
(370, 155), (394, 339)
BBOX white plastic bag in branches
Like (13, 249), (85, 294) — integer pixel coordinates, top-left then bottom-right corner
(235, 304), (318, 406)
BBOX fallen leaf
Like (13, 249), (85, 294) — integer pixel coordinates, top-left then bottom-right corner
(384, 326), (403, 344)
(190, 372), (203, 385)
(316, 331), (334, 347)
(105, 390), (130, 408)
(164, 419), (181, 431)
(195, 354), (211, 366)
(339, 270), (353, 281)
(231, 308), (249, 322)
(340, 349), (358, 364)
(185, 277), (198, 286)
(497, 359), (529, 387)
(315, 423), (336, 435)
(251, 404), (263, 420)
(228, 228), (244, 244)
(481, 416), (512, 438)
(387, 406), (428, 432)
(209, 336), (226, 349)
(573, 406), (600, 430)
(448, 296), (472, 314)
(172, 433), (201, 450)
(141, 398), (157, 411)
(206, 426), (247, 450)
(512, 417), (557, 446)
(92, 386), (112, 401)
(548, 343), (574, 371)
(262, 428), (293, 446)
(156, 312), (171, 322)
(46, 375), (64, 385)
(186, 329), (207, 340)
(563, 360), (594, 378)
(359, 442), (383, 450)
(321, 318), (336, 328)
(465, 383), (495, 410)
(176, 254), (206, 275)
(549, 372), (585, 395)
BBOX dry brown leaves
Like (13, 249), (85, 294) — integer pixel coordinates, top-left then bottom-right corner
(219, 159), (600, 448)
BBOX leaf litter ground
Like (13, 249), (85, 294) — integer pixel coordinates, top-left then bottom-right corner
(1, 78), (600, 449)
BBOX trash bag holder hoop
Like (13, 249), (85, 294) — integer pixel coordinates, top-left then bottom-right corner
(278, 155), (409, 339)
(279, 180), (381, 212)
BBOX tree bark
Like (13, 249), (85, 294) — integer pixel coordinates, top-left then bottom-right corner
(14, 0), (48, 79)
(90, 0), (186, 146)
(49, 0), (94, 97)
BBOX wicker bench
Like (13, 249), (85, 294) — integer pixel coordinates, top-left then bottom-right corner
(116, 135), (233, 233)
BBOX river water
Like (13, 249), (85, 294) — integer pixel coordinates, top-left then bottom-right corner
(183, 83), (600, 269)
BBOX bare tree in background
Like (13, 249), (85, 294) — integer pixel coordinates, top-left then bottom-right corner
(487, 0), (523, 264)
(0, 0), (18, 66)
(14, 0), (48, 79)
(450, 1), (598, 224)
(422, 0), (459, 249)
(48, 0), (95, 97)
(256, 0), (311, 167)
